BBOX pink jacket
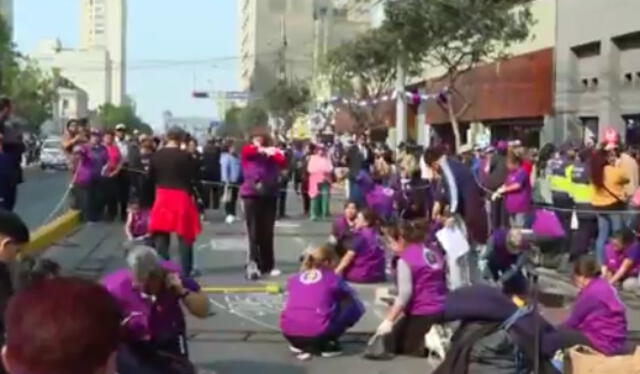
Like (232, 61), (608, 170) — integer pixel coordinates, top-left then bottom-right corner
(307, 155), (333, 198)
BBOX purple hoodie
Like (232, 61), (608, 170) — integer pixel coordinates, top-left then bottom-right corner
(240, 151), (280, 198)
(562, 277), (627, 355)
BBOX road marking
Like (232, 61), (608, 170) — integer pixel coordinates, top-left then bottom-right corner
(197, 238), (248, 252)
(275, 222), (301, 229)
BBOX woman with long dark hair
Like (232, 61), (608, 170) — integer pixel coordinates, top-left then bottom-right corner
(241, 129), (287, 280)
(148, 127), (202, 277)
(590, 148), (629, 265)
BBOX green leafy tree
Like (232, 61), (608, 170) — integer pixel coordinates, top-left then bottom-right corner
(264, 79), (310, 139)
(324, 27), (421, 133)
(218, 104), (269, 139)
(1, 16), (57, 132)
(217, 106), (244, 138)
(97, 103), (152, 134)
(383, 0), (534, 150)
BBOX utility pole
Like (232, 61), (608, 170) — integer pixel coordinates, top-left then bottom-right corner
(395, 55), (407, 149)
(278, 15), (288, 82)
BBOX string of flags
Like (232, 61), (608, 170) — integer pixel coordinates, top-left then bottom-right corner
(325, 87), (450, 108)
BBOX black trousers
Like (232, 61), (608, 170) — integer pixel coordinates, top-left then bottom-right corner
(570, 204), (597, 262)
(154, 233), (194, 277)
(243, 197), (277, 273)
(72, 185), (90, 221)
(202, 181), (221, 210)
(224, 185), (239, 216)
(103, 177), (119, 221)
(0, 183), (17, 211)
(385, 313), (444, 357)
(278, 180), (289, 218)
(302, 193), (311, 216)
(88, 179), (105, 222)
(117, 170), (130, 221)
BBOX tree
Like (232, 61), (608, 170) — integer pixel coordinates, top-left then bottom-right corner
(264, 79), (310, 140)
(1, 16), (57, 132)
(97, 103), (152, 134)
(324, 28), (421, 132)
(218, 104), (269, 139)
(383, 0), (534, 151)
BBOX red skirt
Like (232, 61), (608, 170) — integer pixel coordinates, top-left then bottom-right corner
(149, 188), (202, 244)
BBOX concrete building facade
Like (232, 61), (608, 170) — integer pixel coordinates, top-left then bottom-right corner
(80, 0), (127, 106)
(33, 39), (111, 110)
(553, 0), (640, 145)
(238, 0), (316, 96)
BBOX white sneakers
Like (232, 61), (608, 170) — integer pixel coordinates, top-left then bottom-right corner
(225, 215), (235, 224)
(269, 269), (282, 277)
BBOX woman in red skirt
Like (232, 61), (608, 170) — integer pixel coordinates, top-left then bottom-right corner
(148, 127), (202, 277)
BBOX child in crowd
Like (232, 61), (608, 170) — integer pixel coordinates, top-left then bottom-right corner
(125, 200), (151, 246)
(602, 230), (640, 292)
(376, 220), (447, 356)
(335, 208), (386, 283)
(280, 246), (365, 360)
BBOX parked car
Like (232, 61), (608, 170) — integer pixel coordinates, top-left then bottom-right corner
(39, 138), (68, 170)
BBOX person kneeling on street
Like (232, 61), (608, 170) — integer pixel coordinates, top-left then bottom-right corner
(101, 246), (210, 374)
(602, 229), (640, 292)
(280, 245), (365, 361)
(375, 220), (447, 357)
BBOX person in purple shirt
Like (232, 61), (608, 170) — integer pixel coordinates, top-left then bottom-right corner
(376, 220), (447, 356)
(357, 170), (396, 224)
(280, 245), (364, 360)
(101, 246), (210, 373)
(482, 228), (530, 295)
(602, 229), (640, 292)
(335, 208), (386, 283)
(494, 153), (532, 228)
(554, 256), (627, 355)
(330, 202), (358, 256)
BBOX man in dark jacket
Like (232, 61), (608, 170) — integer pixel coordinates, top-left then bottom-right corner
(0, 98), (25, 211)
(0, 210), (31, 374)
(346, 135), (372, 207)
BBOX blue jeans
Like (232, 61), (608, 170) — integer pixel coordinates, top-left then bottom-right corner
(348, 178), (364, 208)
(326, 297), (365, 338)
(596, 212), (623, 264)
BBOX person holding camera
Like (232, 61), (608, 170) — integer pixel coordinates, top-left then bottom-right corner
(102, 246), (209, 374)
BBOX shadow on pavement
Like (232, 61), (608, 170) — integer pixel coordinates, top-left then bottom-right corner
(202, 361), (307, 374)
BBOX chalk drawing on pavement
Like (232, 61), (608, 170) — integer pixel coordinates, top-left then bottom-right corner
(197, 238), (248, 252)
(208, 293), (285, 331)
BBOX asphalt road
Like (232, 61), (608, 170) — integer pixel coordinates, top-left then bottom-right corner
(15, 167), (70, 229)
(38, 192), (640, 374)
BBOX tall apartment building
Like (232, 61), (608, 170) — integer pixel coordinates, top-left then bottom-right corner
(554, 0), (640, 144)
(0, 0), (12, 35)
(238, 0), (316, 96)
(80, 0), (127, 106)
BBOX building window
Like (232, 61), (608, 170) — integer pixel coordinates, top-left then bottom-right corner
(571, 41), (601, 58)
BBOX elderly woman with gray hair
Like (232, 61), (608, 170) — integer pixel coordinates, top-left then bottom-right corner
(101, 246), (210, 374)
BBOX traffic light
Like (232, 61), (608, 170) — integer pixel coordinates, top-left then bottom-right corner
(192, 91), (209, 98)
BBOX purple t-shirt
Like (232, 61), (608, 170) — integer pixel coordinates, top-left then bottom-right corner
(101, 261), (200, 343)
(605, 242), (640, 277)
(504, 167), (531, 214)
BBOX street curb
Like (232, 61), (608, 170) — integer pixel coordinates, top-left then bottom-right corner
(22, 210), (81, 257)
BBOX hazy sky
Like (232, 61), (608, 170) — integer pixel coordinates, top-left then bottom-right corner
(14, 0), (239, 127)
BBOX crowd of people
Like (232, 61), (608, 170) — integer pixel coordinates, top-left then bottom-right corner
(2, 108), (640, 373)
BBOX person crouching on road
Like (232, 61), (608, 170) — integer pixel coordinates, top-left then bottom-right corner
(280, 245), (365, 361)
(602, 229), (640, 292)
(335, 208), (386, 283)
(330, 201), (358, 256)
(240, 128), (287, 280)
(102, 246), (210, 374)
(375, 220), (447, 357)
(481, 227), (530, 295)
(548, 255), (627, 356)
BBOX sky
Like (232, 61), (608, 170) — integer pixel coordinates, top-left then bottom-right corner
(14, 0), (239, 127)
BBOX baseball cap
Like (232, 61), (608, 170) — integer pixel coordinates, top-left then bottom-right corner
(115, 124), (126, 131)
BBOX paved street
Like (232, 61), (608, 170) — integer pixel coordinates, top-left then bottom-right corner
(15, 168), (70, 229)
(38, 194), (640, 374)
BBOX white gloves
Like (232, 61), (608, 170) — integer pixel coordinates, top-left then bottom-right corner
(376, 319), (394, 336)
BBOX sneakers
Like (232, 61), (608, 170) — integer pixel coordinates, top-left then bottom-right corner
(289, 345), (303, 354)
(225, 215), (235, 224)
(269, 269), (282, 277)
(246, 262), (261, 281)
(320, 340), (343, 358)
(296, 352), (312, 361)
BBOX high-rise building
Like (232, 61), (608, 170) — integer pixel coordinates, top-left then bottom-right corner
(238, 0), (316, 96)
(0, 0), (13, 35)
(80, 0), (126, 106)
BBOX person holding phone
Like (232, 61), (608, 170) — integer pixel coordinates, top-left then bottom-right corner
(101, 246), (209, 374)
